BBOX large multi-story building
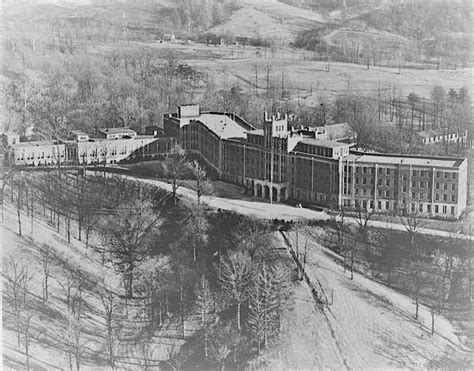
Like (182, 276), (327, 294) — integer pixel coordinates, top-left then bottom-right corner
(164, 105), (469, 218)
(6, 105), (469, 219)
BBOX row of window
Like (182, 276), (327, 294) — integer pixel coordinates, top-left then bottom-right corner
(350, 177), (458, 191)
(343, 199), (456, 215)
(349, 167), (458, 180)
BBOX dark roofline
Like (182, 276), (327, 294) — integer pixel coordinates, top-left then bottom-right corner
(350, 150), (466, 167)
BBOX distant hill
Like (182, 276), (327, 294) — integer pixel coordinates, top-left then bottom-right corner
(3, 0), (472, 69)
(208, 0), (328, 44)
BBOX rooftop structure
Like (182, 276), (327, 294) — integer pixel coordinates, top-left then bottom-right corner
(349, 152), (465, 168)
(97, 127), (137, 140)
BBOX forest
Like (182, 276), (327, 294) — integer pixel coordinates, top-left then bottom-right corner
(2, 151), (296, 369)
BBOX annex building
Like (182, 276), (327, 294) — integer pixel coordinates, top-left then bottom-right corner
(164, 105), (468, 218)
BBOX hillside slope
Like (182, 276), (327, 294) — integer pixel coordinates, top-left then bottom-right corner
(275, 231), (471, 369)
(209, 0), (328, 43)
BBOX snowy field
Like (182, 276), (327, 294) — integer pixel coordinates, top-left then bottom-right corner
(2, 204), (183, 370)
(274, 231), (472, 369)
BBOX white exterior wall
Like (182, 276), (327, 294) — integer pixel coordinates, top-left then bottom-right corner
(13, 144), (66, 166)
(77, 137), (155, 164)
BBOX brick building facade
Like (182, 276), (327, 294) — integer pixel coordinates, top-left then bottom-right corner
(164, 105), (468, 218)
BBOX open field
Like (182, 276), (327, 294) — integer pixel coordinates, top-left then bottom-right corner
(209, 0), (328, 43)
(108, 40), (472, 105)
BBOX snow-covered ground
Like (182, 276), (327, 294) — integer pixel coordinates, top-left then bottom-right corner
(274, 231), (471, 369)
(1, 204), (182, 370)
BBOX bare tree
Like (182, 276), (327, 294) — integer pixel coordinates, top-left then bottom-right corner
(189, 160), (213, 209)
(40, 244), (53, 301)
(195, 276), (215, 358)
(220, 250), (252, 331)
(165, 345), (193, 371)
(165, 145), (189, 205)
(98, 286), (123, 368)
(187, 204), (209, 263)
(100, 197), (159, 298)
(238, 219), (270, 263)
(56, 263), (84, 371)
(136, 255), (171, 328)
(331, 207), (347, 272)
(2, 257), (33, 347)
(207, 323), (237, 371)
(400, 205), (423, 319)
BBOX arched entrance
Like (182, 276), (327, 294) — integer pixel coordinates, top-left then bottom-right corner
(280, 187), (286, 201)
(263, 185), (270, 200)
(272, 187), (278, 202)
(256, 183), (262, 198)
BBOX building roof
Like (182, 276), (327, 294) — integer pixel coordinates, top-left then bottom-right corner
(71, 130), (88, 136)
(195, 113), (249, 140)
(246, 129), (264, 136)
(13, 140), (70, 148)
(98, 127), (136, 135)
(349, 152), (465, 168)
(298, 138), (350, 149)
(324, 123), (354, 141)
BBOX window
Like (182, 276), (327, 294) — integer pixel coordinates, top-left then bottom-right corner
(402, 175), (407, 181)
(386, 201), (390, 209)
(412, 181), (416, 188)
(451, 206), (455, 215)
(378, 201), (382, 209)
(386, 168), (391, 175)
(402, 186), (407, 192)
(386, 179), (390, 186)
(370, 190), (374, 196)
(362, 200), (367, 208)
(412, 192), (415, 199)
(435, 194), (439, 201)
(419, 204), (423, 212)
(363, 178), (367, 185)
(363, 189), (367, 195)
(436, 183), (440, 190)
(370, 178), (374, 185)
(452, 184), (456, 191)
(420, 193), (424, 199)
(378, 178), (382, 185)
(436, 171), (441, 178)
(411, 204), (416, 212)
(370, 200), (374, 208)
(420, 170), (425, 177)
(420, 181), (424, 188)
(451, 195), (456, 202)
(385, 190), (390, 198)
(378, 190), (382, 197)
(444, 173), (449, 179)
(443, 194), (447, 202)
(363, 167), (367, 174)
(371, 168), (375, 174)
(412, 170), (418, 177)
(443, 205), (447, 214)
(355, 188), (359, 195)
(435, 205), (439, 213)
(356, 177), (360, 184)
(452, 173), (456, 179)
(427, 205), (431, 213)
